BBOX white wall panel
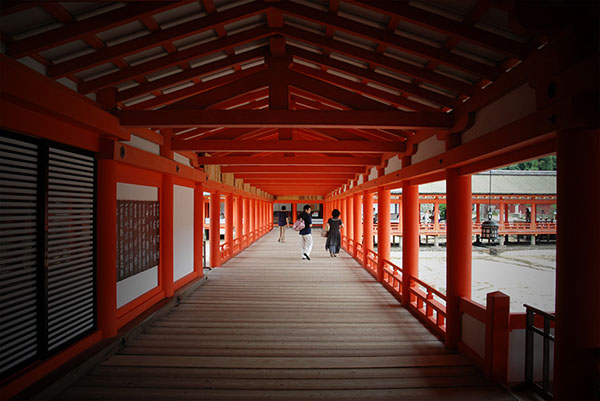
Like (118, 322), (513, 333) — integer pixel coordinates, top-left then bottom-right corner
(173, 185), (195, 282)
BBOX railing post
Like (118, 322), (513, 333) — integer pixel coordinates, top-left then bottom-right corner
(209, 190), (221, 268)
(347, 195), (354, 253)
(485, 291), (510, 383)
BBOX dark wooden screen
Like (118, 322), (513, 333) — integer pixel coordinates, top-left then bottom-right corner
(0, 131), (96, 379)
(0, 134), (40, 378)
(116, 200), (160, 281)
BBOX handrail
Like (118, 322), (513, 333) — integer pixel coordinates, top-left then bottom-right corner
(355, 242), (363, 260)
(348, 238), (355, 254)
(232, 237), (241, 254)
(219, 241), (231, 260)
(410, 275), (447, 301)
(365, 249), (378, 274)
(408, 274), (447, 337)
(524, 304), (555, 400)
(381, 258), (402, 295)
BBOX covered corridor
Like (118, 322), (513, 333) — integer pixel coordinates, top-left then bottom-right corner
(59, 230), (514, 401)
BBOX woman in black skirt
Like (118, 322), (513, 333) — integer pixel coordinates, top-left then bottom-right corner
(325, 209), (344, 257)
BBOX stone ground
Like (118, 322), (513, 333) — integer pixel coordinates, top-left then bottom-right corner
(389, 246), (556, 313)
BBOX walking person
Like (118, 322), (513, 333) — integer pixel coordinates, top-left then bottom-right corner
(325, 209), (344, 257)
(299, 205), (313, 260)
(277, 206), (290, 243)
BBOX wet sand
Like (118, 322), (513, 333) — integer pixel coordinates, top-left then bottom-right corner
(389, 248), (556, 313)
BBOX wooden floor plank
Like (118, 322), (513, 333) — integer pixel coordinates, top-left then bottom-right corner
(59, 230), (515, 401)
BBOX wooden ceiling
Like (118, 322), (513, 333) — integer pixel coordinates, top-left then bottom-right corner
(0, 0), (565, 196)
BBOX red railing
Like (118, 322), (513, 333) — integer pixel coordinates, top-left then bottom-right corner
(381, 258), (402, 295)
(355, 242), (363, 261)
(341, 235), (348, 250)
(408, 276), (447, 338)
(372, 221), (556, 237)
(232, 237), (241, 255)
(219, 242), (231, 261)
(365, 249), (378, 276)
(347, 238), (355, 255)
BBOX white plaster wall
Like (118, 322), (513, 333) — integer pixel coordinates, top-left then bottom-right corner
(461, 313), (486, 359)
(173, 185), (195, 282)
(508, 328), (555, 383)
(368, 167), (378, 181)
(463, 84), (537, 144)
(173, 152), (192, 167)
(117, 267), (158, 308)
(412, 135), (445, 165)
(357, 175), (364, 185)
(384, 155), (402, 175)
(116, 183), (159, 308)
(120, 134), (160, 155)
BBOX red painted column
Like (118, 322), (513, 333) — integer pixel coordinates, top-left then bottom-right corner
(97, 159), (118, 338)
(376, 187), (391, 282)
(353, 193), (362, 259)
(347, 196), (354, 250)
(243, 197), (249, 248)
(341, 197), (347, 240)
(401, 181), (419, 304)
(209, 191), (221, 268)
(554, 128), (600, 400)
(292, 202), (297, 224)
(225, 193), (234, 254)
(236, 196), (243, 241)
(194, 183), (204, 275)
(161, 174), (174, 298)
(445, 168), (472, 349)
(363, 191), (374, 267)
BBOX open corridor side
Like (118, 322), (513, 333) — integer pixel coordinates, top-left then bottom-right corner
(59, 230), (515, 401)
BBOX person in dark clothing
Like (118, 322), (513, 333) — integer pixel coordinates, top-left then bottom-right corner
(299, 205), (312, 260)
(325, 209), (344, 257)
(277, 206), (289, 243)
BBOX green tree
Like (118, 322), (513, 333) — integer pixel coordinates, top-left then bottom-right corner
(500, 156), (556, 171)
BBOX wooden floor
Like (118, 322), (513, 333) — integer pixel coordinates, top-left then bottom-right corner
(60, 229), (516, 401)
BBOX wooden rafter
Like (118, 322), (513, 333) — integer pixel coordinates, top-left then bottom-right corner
(197, 155), (381, 166)
(171, 139), (405, 153)
(117, 109), (454, 129)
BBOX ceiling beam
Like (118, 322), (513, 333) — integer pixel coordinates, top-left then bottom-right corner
(47, 2), (270, 78)
(171, 139), (405, 153)
(286, 70), (395, 111)
(197, 155), (381, 166)
(125, 65), (268, 110)
(276, 1), (501, 81)
(290, 47), (457, 108)
(234, 173), (356, 179)
(7, 2), (190, 58)
(222, 166), (367, 173)
(279, 26), (477, 96)
(78, 25), (274, 94)
(117, 49), (265, 102)
(117, 109), (455, 129)
(344, 0), (529, 60)
(291, 63), (440, 112)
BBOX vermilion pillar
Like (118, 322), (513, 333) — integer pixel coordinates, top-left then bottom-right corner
(243, 197), (249, 247)
(554, 128), (600, 400)
(376, 187), (391, 282)
(292, 203), (297, 223)
(353, 193), (362, 258)
(225, 194), (233, 248)
(236, 196), (243, 240)
(445, 168), (472, 349)
(97, 159), (118, 338)
(363, 191), (374, 267)
(209, 191), (221, 268)
(194, 183), (204, 275)
(401, 181), (419, 304)
(398, 198), (403, 234)
(341, 197), (347, 239)
(161, 174), (174, 297)
(347, 196), (354, 249)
